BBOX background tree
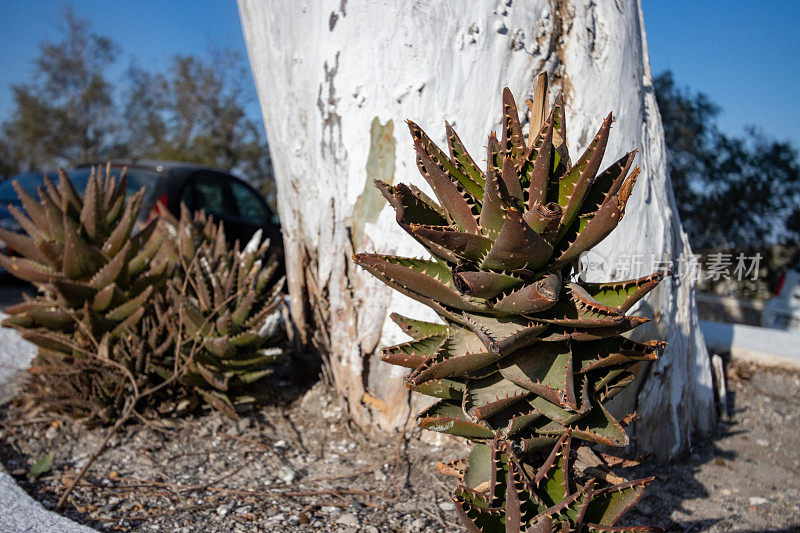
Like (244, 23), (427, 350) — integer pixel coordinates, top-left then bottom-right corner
(0, 10), (276, 206)
(1, 9), (118, 171)
(122, 50), (274, 202)
(654, 71), (800, 250)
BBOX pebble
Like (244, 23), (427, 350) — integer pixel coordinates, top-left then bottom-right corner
(411, 517), (427, 529)
(439, 501), (455, 511)
(278, 466), (297, 483)
(756, 439), (770, 447)
(335, 512), (359, 527)
(749, 497), (769, 506)
(216, 505), (229, 517)
(235, 417), (253, 433)
(274, 439), (288, 449)
(364, 527), (379, 533)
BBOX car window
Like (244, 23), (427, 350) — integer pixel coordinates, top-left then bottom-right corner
(229, 180), (271, 225)
(184, 172), (237, 218)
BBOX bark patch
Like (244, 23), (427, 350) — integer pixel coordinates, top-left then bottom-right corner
(350, 117), (395, 249)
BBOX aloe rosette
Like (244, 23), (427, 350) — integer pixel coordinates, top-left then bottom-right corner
(354, 75), (664, 531)
(0, 166), (169, 359)
(156, 207), (286, 417)
(0, 166), (170, 423)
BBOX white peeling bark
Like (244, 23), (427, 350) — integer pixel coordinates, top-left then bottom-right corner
(239, 0), (715, 460)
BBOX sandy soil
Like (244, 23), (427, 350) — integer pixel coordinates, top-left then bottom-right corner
(1, 360), (799, 532)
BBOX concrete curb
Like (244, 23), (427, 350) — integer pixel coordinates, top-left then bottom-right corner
(0, 313), (95, 532)
(0, 466), (95, 533)
(0, 313), (37, 405)
(700, 320), (800, 369)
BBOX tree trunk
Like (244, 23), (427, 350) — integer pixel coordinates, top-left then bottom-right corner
(238, 0), (716, 460)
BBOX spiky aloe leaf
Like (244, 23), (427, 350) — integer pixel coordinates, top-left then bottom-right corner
(582, 272), (669, 313)
(464, 373), (529, 421)
(405, 330), (496, 386)
(490, 273), (561, 315)
(409, 120), (484, 202)
(418, 400), (494, 439)
(478, 156), (509, 239)
(453, 270), (525, 300)
(354, 253), (485, 313)
(481, 207), (552, 271)
(389, 313), (450, 339)
(446, 121), (485, 192)
(380, 333), (447, 368)
(557, 113), (613, 239)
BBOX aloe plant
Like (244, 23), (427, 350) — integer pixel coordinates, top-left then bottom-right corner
(0, 165), (170, 356)
(0, 166), (171, 423)
(1, 168), (285, 422)
(151, 207), (286, 417)
(354, 75), (664, 531)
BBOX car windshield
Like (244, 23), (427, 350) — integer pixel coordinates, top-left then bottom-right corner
(0, 172), (59, 203)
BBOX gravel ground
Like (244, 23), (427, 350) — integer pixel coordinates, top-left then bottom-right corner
(1, 360), (799, 532)
(620, 360), (800, 532)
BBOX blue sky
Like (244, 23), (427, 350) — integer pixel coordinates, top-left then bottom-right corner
(0, 1), (798, 147)
(643, 0), (800, 146)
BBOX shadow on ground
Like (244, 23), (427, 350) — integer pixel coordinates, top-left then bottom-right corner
(620, 357), (800, 531)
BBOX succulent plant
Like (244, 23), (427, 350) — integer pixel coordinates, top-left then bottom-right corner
(152, 207), (286, 417)
(354, 75), (665, 531)
(0, 165), (171, 358)
(0, 165), (171, 423)
(1, 167), (285, 422)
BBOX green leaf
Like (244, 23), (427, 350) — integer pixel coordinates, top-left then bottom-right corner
(464, 373), (529, 421)
(480, 207), (552, 271)
(583, 478), (651, 526)
(463, 442), (493, 490)
(417, 400), (494, 439)
(381, 333), (448, 369)
(28, 453), (54, 481)
(446, 121), (485, 192)
(376, 181), (449, 227)
(581, 272), (668, 313)
(409, 120), (483, 202)
(409, 378), (464, 400)
(498, 341), (576, 410)
(557, 113), (612, 239)
(61, 216), (104, 280)
(354, 253), (486, 313)
(463, 313), (548, 356)
(0, 254), (58, 283)
(390, 313), (450, 339)
(501, 88), (526, 167)
(105, 286), (153, 322)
